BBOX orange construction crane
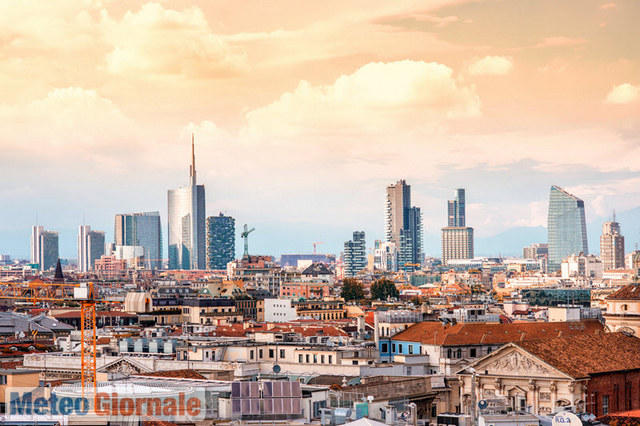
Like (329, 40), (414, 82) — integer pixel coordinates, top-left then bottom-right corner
(312, 242), (324, 254)
(0, 280), (98, 395)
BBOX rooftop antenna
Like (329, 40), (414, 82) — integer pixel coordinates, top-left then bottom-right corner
(612, 209), (616, 223)
(190, 133), (196, 186)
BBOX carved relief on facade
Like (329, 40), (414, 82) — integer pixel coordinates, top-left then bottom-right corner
(486, 350), (551, 376)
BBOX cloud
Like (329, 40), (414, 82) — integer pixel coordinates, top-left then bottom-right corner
(599, 3), (616, 9)
(242, 60), (481, 142)
(103, 3), (247, 77)
(534, 36), (587, 48)
(466, 56), (514, 76)
(605, 83), (640, 104)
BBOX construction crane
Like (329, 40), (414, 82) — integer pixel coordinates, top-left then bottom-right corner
(312, 242), (324, 254)
(0, 280), (98, 397)
(241, 224), (255, 257)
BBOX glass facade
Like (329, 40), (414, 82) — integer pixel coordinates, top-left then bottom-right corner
(547, 185), (588, 272)
(384, 180), (423, 270)
(40, 231), (59, 271)
(344, 231), (366, 277)
(168, 185), (205, 270)
(520, 288), (591, 307)
(207, 213), (235, 269)
(447, 188), (465, 227)
(114, 212), (162, 270)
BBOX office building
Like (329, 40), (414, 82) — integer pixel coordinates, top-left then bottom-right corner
(207, 213), (236, 270)
(441, 188), (474, 265)
(447, 188), (465, 227)
(384, 180), (423, 271)
(114, 212), (163, 270)
(523, 243), (548, 260)
(31, 225), (43, 265)
(601, 219), (625, 270)
(168, 135), (206, 270)
(441, 227), (474, 265)
(344, 231), (366, 278)
(77, 225), (105, 272)
(547, 185), (588, 272)
(39, 231), (59, 271)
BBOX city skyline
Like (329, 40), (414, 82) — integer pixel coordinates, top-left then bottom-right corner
(0, 1), (639, 259)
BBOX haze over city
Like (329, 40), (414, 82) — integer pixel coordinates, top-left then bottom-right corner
(1, 0), (639, 259)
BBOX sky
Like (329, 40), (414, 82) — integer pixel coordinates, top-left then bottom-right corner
(0, 0), (639, 259)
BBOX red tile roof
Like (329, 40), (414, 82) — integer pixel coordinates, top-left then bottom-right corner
(135, 369), (207, 380)
(392, 320), (604, 346)
(517, 332), (640, 379)
(607, 284), (640, 300)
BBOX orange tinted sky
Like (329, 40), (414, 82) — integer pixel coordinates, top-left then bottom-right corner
(1, 0), (639, 257)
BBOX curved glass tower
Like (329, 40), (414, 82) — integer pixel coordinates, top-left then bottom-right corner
(547, 185), (588, 272)
(168, 136), (206, 270)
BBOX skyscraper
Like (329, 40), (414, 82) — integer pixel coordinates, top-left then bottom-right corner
(344, 231), (366, 277)
(447, 188), (465, 227)
(31, 225), (43, 265)
(441, 188), (474, 265)
(384, 180), (423, 270)
(78, 225), (105, 272)
(114, 212), (163, 270)
(168, 135), (206, 270)
(207, 213), (235, 270)
(600, 218), (624, 271)
(39, 231), (59, 271)
(547, 185), (588, 272)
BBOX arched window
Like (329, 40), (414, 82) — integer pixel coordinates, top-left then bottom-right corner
(447, 348), (452, 358)
(457, 348), (462, 358)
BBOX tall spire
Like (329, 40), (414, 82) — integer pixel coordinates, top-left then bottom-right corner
(190, 133), (196, 186)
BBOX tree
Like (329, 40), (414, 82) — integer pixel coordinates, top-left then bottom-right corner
(370, 278), (400, 300)
(341, 278), (365, 301)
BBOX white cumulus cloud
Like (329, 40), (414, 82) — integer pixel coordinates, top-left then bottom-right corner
(466, 56), (514, 76)
(242, 60), (481, 142)
(605, 83), (640, 104)
(103, 3), (246, 78)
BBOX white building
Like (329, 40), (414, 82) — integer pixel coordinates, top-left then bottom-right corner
(560, 253), (602, 280)
(78, 225), (105, 272)
(264, 299), (298, 322)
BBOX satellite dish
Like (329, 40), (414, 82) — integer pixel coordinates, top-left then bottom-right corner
(273, 364), (281, 374)
(552, 412), (581, 426)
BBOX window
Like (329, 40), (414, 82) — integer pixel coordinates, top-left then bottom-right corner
(487, 347), (493, 354)
(299, 354), (303, 363)
(457, 348), (462, 358)
(306, 354), (310, 363)
(352, 360), (358, 365)
(250, 350), (254, 360)
(321, 355), (325, 363)
(259, 349), (263, 359)
(470, 348), (477, 357)
(392, 343), (396, 353)
(409, 345), (414, 354)
(381, 342), (389, 353)
(269, 349), (274, 358)
(280, 349), (285, 358)
(447, 348), (452, 358)
(313, 354), (318, 363)
(398, 344), (403, 353)
(406, 366), (412, 375)
(328, 355), (332, 364)
(0, 376), (6, 385)
(603, 395), (610, 415)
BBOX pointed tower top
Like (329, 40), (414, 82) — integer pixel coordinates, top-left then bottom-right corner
(190, 133), (196, 186)
(53, 259), (64, 282)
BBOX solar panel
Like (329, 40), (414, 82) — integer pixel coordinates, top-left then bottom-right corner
(231, 381), (303, 418)
(231, 382), (241, 398)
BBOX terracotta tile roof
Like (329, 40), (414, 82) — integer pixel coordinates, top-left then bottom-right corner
(607, 284), (640, 300)
(392, 319), (604, 346)
(54, 311), (137, 318)
(135, 369), (207, 380)
(517, 333), (640, 379)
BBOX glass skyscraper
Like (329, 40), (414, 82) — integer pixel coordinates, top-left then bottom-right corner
(441, 188), (474, 265)
(168, 136), (206, 270)
(447, 188), (465, 227)
(207, 213), (235, 270)
(547, 185), (588, 272)
(114, 212), (163, 270)
(384, 180), (423, 271)
(344, 231), (366, 277)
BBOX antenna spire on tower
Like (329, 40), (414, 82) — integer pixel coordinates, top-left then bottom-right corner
(190, 133), (196, 185)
